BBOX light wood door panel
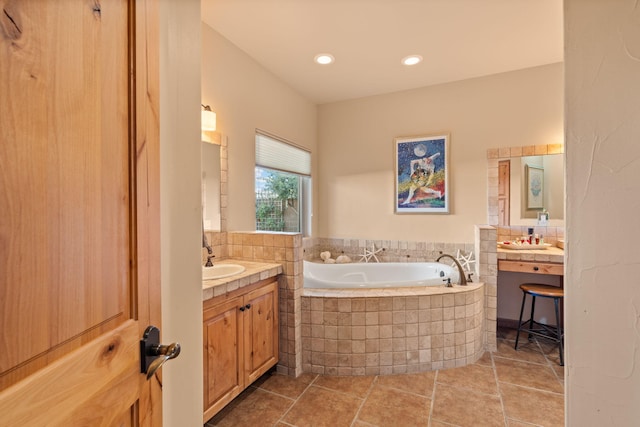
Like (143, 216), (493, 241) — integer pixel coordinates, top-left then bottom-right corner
(0, 0), (161, 424)
(1, 0), (130, 372)
(203, 297), (244, 421)
(244, 282), (278, 385)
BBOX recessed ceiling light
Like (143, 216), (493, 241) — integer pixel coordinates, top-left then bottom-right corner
(314, 53), (335, 65)
(402, 55), (423, 66)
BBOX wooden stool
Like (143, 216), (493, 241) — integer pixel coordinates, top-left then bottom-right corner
(514, 283), (564, 366)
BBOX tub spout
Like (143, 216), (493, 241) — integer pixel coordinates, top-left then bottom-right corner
(436, 254), (467, 286)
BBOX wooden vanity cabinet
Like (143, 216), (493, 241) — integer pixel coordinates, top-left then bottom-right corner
(203, 279), (279, 421)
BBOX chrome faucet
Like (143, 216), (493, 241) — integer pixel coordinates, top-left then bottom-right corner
(436, 254), (467, 286)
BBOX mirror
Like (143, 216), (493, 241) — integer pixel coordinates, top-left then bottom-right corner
(510, 154), (564, 225)
(202, 141), (221, 231)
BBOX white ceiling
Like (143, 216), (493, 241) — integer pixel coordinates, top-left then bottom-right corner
(202, 0), (563, 105)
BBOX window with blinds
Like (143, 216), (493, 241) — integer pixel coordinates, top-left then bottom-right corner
(255, 132), (311, 235)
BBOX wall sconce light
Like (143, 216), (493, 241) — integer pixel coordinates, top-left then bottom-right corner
(201, 104), (217, 131)
(201, 104), (220, 145)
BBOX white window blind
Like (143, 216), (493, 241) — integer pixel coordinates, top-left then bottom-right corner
(255, 132), (311, 176)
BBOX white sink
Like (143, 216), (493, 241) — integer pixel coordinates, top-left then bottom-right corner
(203, 264), (246, 280)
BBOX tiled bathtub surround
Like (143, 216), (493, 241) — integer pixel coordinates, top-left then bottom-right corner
(301, 285), (485, 375)
(303, 237), (475, 264)
(203, 233), (497, 377)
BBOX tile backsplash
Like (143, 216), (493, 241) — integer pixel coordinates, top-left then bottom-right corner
(303, 237), (474, 264)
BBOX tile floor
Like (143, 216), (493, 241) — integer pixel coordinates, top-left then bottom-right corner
(205, 328), (564, 427)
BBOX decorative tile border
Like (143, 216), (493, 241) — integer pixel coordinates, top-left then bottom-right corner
(303, 237), (475, 266)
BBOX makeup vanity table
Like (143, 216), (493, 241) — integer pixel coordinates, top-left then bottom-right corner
(496, 245), (564, 327)
(498, 246), (564, 277)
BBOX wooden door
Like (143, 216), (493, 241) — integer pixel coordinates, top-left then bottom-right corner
(243, 281), (278, 385)
(203, 297), (244, 421)
(0, 1), (161, 425)
(498, 160), (511, 226)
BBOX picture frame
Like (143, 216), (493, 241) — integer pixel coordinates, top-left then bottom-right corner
(394, 134), (449, 214)
(526, 164), (544, 209)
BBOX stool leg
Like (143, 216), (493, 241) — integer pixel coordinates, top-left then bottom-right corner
(554, 297), (564, 366)
(528, 295), (537, 341)
(515, 290), (527, 350)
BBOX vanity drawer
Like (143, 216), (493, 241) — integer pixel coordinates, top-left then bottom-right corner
(498, 260), (564, 276)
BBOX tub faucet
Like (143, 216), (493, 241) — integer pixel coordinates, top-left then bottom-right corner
(436, 254), (467, 286)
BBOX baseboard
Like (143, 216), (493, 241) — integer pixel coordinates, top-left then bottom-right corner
(497, 318), (520, 330)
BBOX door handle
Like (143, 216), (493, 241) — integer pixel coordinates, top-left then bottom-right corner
(145, 343), (181, 379)
(140, 325), (181, 380)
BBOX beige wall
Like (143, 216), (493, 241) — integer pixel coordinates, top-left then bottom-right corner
(201, 23), (318, 233)
(317, 64), (564, 243)
(565, 1), (640, 424)
(160, 0), (203, 425)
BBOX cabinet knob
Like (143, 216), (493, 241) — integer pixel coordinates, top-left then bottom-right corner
(245, 304), (251, 310)
(239, 306), (245, 312)
(533, 266), (539, 271)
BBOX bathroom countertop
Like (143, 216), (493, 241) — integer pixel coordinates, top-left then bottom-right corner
(497, 246), (564, 264)
(202, 259), (282, 301)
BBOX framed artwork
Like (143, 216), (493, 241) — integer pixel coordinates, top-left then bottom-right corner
(526, 165), (544, 209)
(394, 134), (449, 213)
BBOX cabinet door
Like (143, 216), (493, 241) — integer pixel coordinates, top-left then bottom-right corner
(203, 297), (244, 420)
(243, 281), (279, 385)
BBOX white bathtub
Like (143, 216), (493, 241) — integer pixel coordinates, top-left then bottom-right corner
(303, 260), (458, 289)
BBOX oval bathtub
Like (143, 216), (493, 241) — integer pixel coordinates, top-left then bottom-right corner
(301, 260), (485, 376)
(303, 260), (459, 289)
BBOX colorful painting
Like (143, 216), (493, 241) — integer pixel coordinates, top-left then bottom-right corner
(394, 134), (449, 214)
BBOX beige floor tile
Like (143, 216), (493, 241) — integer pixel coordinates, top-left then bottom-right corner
(500, 382), (564, 427)
(431, 383), (504, 427)
(551, 363), (564, 381)
(313, 375), (375, 398)
(475, 351), (494, 367)
(430, 421), (459, 427)
(357, 383), (430, 426)
(507, 418), (543, 426)
(207, 332), (566, 427)
(206, 387), (293, 427)
(253, 371), (316, 399)
(537, 339), (564, 367)
(374, 370), (436, 396)
(495, 338), (548, 365)
(494, 357), (563, 394)
(282, 385), (362, 427)
(436, 363), (498, 395)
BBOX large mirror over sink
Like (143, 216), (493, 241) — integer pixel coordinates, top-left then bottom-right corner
(510, 154), (564, 224)
(490, 145), (565, 227)
(202, 140), (221, 231)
